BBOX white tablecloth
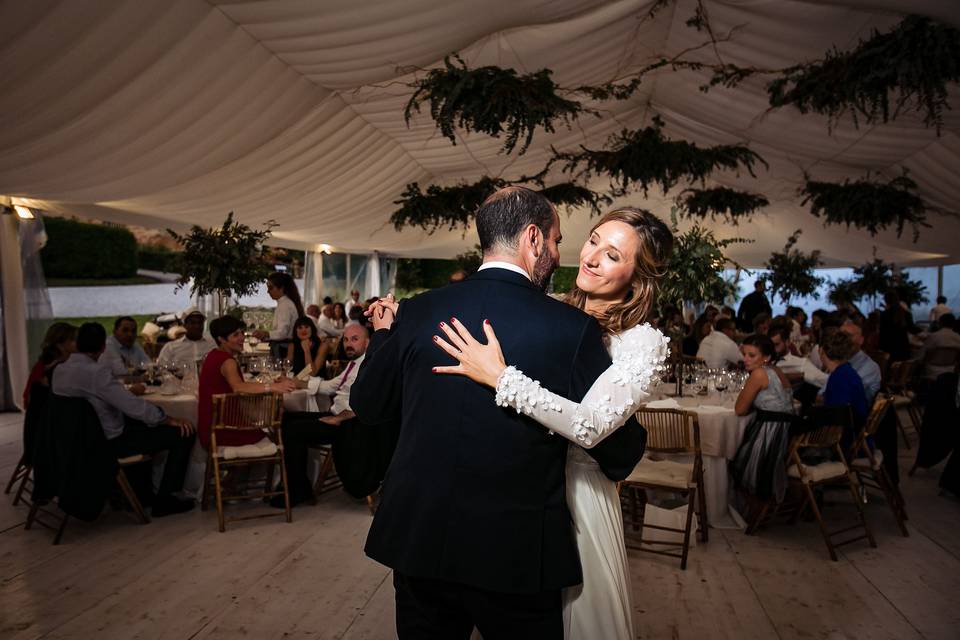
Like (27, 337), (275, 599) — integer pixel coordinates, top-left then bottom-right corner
(145, 388), (316, 498)
(642, 387), (750, 529)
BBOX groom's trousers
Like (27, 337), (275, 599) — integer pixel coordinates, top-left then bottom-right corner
(393, 571), (563, 639)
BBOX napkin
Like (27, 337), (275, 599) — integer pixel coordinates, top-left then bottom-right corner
(645, 398), (681, 409)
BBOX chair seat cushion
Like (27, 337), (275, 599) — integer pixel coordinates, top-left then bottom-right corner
(787, 461), (848, 483)
(892, 394), (913, 407)
(218, 438), (277, 460)
(851, 450), (884, 470)
(625, 458), (693, 489)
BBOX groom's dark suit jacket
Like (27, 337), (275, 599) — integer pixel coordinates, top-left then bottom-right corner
(351, 267), (646, 595)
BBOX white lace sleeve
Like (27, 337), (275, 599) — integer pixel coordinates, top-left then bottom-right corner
(494, 325), (669, 448)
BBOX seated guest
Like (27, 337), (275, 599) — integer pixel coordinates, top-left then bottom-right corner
(101, 316), (151, 377)
(752, 312), (771, 337)
(53, 323), (195, 516)
(683, 315), (711, 356)
(819, 330), (868, 450)
(720, 305), (736, 321)
(275, 322), (370, 507)
(199, 316), (298, 452)
(306, 304), (322, 326)
(839, 320), (882, 403)
(786, 306), (806, 342)
(156, 307), (215, 368)
(730, 335), (795, 502)
(24, 322), (77, 407)
(697, 317), (743, 369)
(919, 313), (960, 380)
(315, 304), (344, 338)
(347, 304), (366, 325)
(768, 317), (799, 361)
(332, 302), (347, 330)
(287, 316), (328, 377)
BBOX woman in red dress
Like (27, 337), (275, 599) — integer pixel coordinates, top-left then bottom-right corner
(198, 316), (297, 450)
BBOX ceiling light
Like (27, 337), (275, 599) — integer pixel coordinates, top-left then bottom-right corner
(14, 205), (34, 219)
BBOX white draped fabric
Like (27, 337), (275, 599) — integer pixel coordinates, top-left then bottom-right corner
(1, 1), (959, 266)
(1, 216), (29, 410)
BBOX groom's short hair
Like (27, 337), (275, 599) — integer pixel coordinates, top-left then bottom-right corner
(476, 187), (555, 254)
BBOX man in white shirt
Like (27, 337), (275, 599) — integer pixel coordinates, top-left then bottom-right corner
(273, 322), (369, 507)
(101, 316), (152, 377)
(930, 296), (952, 323)
(920, 314), (960, 380)
(53, 323), (196, 517)
(344, 289), (361, 317)
(697, 318), (743, 369)
(314, 303), (344, 338)
(840, 321), (882, 403)
(156, 307), (216, 368)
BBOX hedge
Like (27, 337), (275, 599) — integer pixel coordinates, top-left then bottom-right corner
(138, 246), (182, 273)
(41, 217), (138, 279)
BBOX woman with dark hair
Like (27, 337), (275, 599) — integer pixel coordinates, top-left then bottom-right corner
(331, 302), (346, 330)
(683, 314), (713, 356)
(286, 316), (327, 377)
(23, 322), (77, 406)
(730, 334), (796, 503)
(423, 207), (673, 639)
(253, 272), (304, 344)
(198, 315), (298, 451)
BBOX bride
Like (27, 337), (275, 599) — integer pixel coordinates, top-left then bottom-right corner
(432, 207), (673, 639)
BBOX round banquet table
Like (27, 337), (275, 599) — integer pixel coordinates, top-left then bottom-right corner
(144, 388), (316, 498)
(641, 386), (751, 529)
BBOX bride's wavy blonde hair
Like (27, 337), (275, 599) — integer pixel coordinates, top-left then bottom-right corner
(564, 207), (673, 334)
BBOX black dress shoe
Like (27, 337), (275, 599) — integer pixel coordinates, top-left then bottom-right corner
(152, 496), (196, 517)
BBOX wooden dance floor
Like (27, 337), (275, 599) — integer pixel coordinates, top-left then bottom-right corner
(1, 409), (958, 639)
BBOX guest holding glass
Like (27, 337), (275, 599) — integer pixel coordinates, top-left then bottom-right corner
(23, 322), (77, 407)
(253, 272), (303, 345)
(199, 316), (298, 452)
(730, 334), (795, 503)
(102, 316), (151, 377)
(287, 316), (328, 377)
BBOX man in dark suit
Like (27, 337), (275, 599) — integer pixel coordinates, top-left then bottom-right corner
(737, 279), (773, 333)
(350, 187), (646, 638)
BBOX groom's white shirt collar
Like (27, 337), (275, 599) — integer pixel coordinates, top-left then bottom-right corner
(478, 261), (531, 281)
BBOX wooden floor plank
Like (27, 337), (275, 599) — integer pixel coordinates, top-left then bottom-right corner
(0, 413), (958, 640)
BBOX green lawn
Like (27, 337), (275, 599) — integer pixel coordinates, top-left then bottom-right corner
(46, 275), (164, 287)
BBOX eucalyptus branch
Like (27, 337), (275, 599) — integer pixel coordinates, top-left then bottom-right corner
(762, 229), (825, 305)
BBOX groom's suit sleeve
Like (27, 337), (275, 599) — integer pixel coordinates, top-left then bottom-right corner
(350, 306), (404, 426)
(569, 319), (647, 482)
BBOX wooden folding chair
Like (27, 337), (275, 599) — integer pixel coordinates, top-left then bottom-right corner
(201, 392), (291, 532)
(5, 454), (32, 507)
(846, 395), (908, 536)
(311, 443), (343, 496)
(885, 360), (921, 448)
(786, 407), (876, 561)
(620, 408), (707, 570)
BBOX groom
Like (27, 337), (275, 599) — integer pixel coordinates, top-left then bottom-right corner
(350, 187), (646, 638)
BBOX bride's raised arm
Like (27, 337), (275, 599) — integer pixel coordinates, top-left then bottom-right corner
(433, 318), (668, 448)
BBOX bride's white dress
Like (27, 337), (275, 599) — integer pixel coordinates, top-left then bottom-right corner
(495, 324), (668, 639)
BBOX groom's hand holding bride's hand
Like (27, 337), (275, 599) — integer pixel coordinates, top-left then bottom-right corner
(432, 318), (507, 389)
(365, 294), (399, 331)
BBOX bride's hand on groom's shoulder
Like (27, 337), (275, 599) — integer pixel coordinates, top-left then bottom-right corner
(432, 318), (506, 389)
(366, 294), (399, 331)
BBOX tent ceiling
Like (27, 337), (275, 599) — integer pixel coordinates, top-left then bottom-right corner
(1, 0), (958, 267)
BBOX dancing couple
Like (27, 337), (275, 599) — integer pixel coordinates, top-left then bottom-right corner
(351, 186), (672, 639)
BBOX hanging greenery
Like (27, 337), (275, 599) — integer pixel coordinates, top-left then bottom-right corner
(404, 55), (590, 155)
(767, 17), (960, 133)
(761, 230), (825, 305)
(676, 186), (768, 224)
(390, 178), (612, 233)
(657, 208), (751, 308)
(550, 115), (767, 197)
(799, 171), (934, 241)
(827, 255), (929, 310)
(168, 212), (277, 316)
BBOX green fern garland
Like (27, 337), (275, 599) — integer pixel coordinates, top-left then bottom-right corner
(677, 187), (768, 223)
